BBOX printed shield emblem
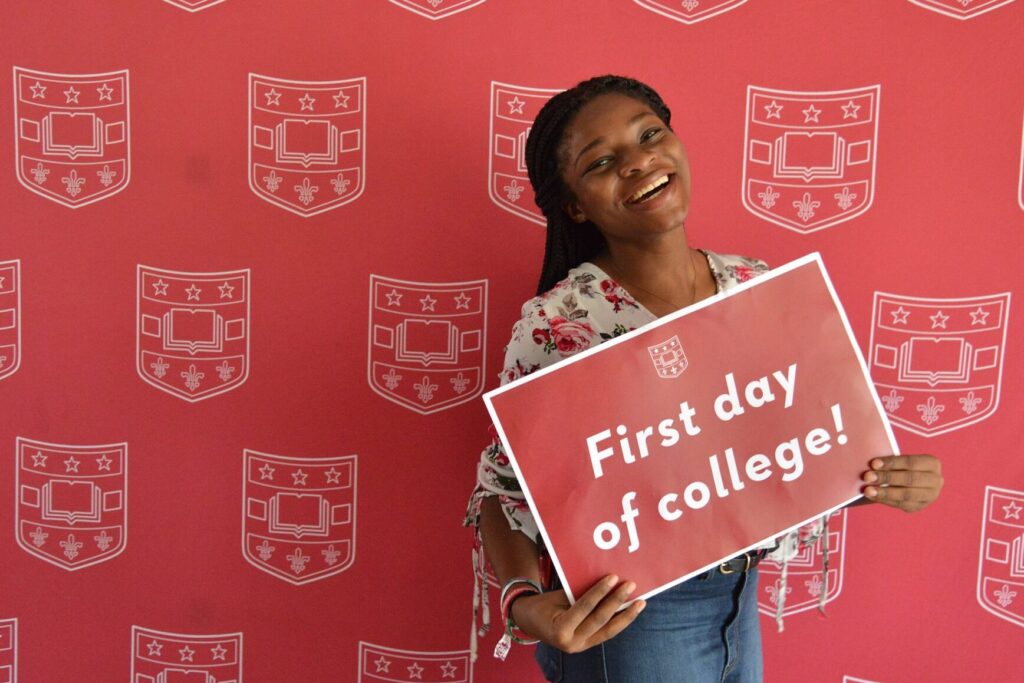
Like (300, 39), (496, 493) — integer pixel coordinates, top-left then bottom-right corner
(242, 450), (357, 585)
(162, 0), (228, 10)
(131, 626), (242, 683)
(358, 642), (472, 683)
(13, 67), (130, 208)
(758, 510), (846, 618)
(0, 618), (15, 683)
(0, 260), (21, 382)
(908, 0), (1017, 20)
(648, 335), (688, 378)
(633, 0), (749, 24)
(388, 0), (487, 19)
(249, 73), (366, 217)
(869, 292), (1011, 437)
(15, 437), (127, 571)
(368, 275), (487, 414)
(136, 265), (250, 402)
(742, 85), (879, 233)
(977, 486), (1024, 628)
(489, 82), (561, 225)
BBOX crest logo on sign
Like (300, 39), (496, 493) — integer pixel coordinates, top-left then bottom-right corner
(162, 0), (228, 10)
(131, 626), (243, 682)
(978, 485), (1024, 628)
(633, 0), (749, 24)
(648, 336), (687, 379)
(869, 291), (1011, 437)
(388, 0), (486, 20)
(757, 510), (846, 618)
(0, 260), (21, 382)
(908, 0), (1017, 20)
(13, 67), (130, 208)
(742, 85), (880, 234)
(358, 641), (472, 683)
(242, 450), (357, 585)
(136, 265), (250, 402)
(248, 73), (366, 217)
(488, 81), (561, 225)
(0, 618), (16, 683)
(15, 437), (127, 571)
(368, 275), (487, 414)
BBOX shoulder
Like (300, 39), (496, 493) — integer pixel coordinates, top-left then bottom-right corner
(703, 250), (770, 291)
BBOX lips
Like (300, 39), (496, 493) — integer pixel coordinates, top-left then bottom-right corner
(626, 174), (672, 204)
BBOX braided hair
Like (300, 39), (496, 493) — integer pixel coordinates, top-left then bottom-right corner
(526, 75), (673, 295)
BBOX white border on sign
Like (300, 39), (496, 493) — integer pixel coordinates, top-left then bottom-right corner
(483, 252), (900, 605)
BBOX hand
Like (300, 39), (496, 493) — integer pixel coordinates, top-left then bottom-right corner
(861, 454), (943, 512)
(510, 574), (645, 653)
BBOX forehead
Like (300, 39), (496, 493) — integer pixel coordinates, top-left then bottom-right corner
(561, 93), (658, 154)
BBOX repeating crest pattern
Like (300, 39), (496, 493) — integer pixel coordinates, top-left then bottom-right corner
(908, 0), (1017, 20)
(742, 85), (880, 233)
(242, 450), (357, 585)
(248, 73), (366, 217)
(15, 437), (127, 571)
(12, 67), (130, 208)
(0, 618), (15, 683)
(388, 0), (487, 20)
(647, 335), (688, 379)
(757, 511), (846, 618)
(136, 265), (251, 402)
(977, 485), (1024, 628)
(488, 81), (561, 225)
(162, 0), (228, 10)
(368, 275), (487, 414)
(131, 626), (242, 682)
(869, 292), (1011, 437)
(358, 642), (472, 683)
(0, 260), (21, 382)
(633, 0), (749, 24)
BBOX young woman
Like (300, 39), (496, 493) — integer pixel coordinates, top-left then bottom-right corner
(467, 75), (943, 682)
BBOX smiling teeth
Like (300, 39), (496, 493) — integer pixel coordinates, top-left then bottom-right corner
(629, 175), (669, 203)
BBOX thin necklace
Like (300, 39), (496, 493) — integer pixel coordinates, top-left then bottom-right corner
(606, 250), (700, 312)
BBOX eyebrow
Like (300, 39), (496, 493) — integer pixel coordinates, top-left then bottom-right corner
(573, 111), (657, 168)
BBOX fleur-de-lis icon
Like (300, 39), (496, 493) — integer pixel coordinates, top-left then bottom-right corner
(881, 389), (904, 414)
(757, 185), (780, 210)
(765, 579), (791, 606)
(151, 357), (170, 379)
(958, 391), (981, 415)
(256, 539), (275, 561)
(382, 368), (402, 391)
(181, 364), (204, 392)
(31, 162), (50, 184)
(916, 396), (945, 426)
(330, 172), (350, 196)
(60, 534), (84, 561)
(295, 177), (318, 206)
(450, 372), (470, 394)
(504, 179), (525, 202)
(414, 375), (438, 403)
(322, 544), (342, 565)
(793, 192), (820, 222)
(263, 169), (282, 192)
(62, 169), (86, 197)
(833, 186), (857, 211)
(96, 164), (117, 187)
(287, 547), (311, 575)
(30, 526), (48, 547)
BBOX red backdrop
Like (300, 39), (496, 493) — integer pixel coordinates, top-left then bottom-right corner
(0, 1), (1021, 681)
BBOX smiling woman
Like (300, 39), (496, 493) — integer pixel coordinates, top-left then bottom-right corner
(465, 75), (943, 683)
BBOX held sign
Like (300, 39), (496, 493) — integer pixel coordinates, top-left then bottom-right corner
(484, 254), (898, 603)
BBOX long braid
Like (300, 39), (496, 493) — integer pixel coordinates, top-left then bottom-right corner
(525, 75), (673, 295)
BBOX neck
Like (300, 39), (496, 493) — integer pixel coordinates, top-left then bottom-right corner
(597, 229), (697, 294)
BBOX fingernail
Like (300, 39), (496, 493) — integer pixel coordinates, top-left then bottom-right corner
(636, 600), (647, 612)
(607, 575), (619, 587)
(865, 487), (877, 498)
(863, 472), (878, 483)
(871, 458), (883, 469)
(624, 582), (636, 595)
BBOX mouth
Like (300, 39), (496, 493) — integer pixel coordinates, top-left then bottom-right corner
(626, 174), (672, 204)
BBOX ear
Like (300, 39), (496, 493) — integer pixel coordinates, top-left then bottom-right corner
(564, 199), (587, 224)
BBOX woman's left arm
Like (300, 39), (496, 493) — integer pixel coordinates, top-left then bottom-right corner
(854, 454), (944, 512)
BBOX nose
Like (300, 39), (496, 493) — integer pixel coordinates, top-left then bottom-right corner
(618, 146), (655, 177)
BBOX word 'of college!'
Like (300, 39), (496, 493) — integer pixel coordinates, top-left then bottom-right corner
(584, 363), (850, 553)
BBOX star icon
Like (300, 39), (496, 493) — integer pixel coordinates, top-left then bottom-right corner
(292, 469), (309, 486)
(440, 661), (458, 678)
(1004, 500), (1022, 520)
(929, 310), (949, 329)
(64, 456), (80, 473)
(259, 463), (275, 480)
(31, 451), (47, 467)
(325, 467), (342, 484)
(146, 639), (163, 656)
(152, 279), (169, 296)
(763, 100), (783, 119)
(96, 454), (112, 471)
(211, 643), (228, 661)
(420, 294), (437, 311)
(96, 83), (114, 101)
(453, 292), (471, 310)
(841, 100), (861, 119)
(385, 288), (403, 306)
(29, 81), (46, 98)
(185, 284), (202, 301)
(63, 86), (80, 103)
(178, 645), (195, 662)
(969, 306), (990, 326)
(218, 281), (235, 299)
(890, 306), (910, 325)
(407, 662), (424, 679)
(299, 92), (316, 111)
(374, 656), (391, 673)
(507, 96), (525, 115)
(333, 89), (350, 108)
(802, 104), (821, 123)
(264, 88), (282, 106)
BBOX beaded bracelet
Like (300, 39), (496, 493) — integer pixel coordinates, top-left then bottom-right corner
(493, 577), (541, 660)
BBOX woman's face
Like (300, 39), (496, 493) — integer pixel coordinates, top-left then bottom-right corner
(558, 92), (691, 244)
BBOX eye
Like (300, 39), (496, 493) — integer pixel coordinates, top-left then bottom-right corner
(641, 127), (663, 142)
(583, 156), (613, 175)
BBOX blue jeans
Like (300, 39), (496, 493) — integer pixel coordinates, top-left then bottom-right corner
(534, 568), (762, 683)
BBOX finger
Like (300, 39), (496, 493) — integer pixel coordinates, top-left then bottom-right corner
(863, 468), (942, 488)
(583, 599), (647, 649)
(560, 575), (619, 631)
(573, 581), (636, 641)
(870, 454), (938, 472)
(864, 485), (935, 509)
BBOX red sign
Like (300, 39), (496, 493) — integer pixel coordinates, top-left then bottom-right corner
(485, 254), (898, 602)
